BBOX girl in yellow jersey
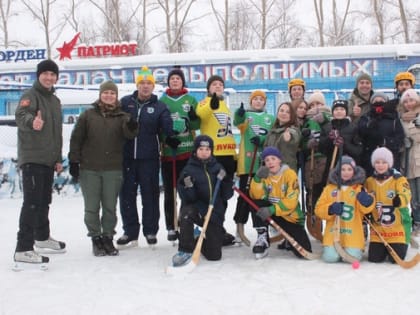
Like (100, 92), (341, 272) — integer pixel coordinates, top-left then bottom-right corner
(365, 147), (412, 263)
(315, 155), (375, 263)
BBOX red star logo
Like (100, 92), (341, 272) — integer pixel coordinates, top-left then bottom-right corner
(56, 32), (81, 60)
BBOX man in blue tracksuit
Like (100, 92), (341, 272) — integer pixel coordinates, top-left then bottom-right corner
(118, 66), (177, 246)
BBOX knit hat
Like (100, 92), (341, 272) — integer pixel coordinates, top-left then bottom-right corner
(261, 146), (283, 160)
(206, 75), (224, 91)
(370, 91), (389, 103)
(36, 59), (59, 78)
(308, 91), (326, 106)
(371, 147), (394, 168)
(356, 73), (372, 86)
(401, 88), (420, 104)
(249, 90), (267, 104)
(99, 80), (118, 96)
(136, 66), (155, 85)
(167, 67), (186, 88)
(193, 135), (214, 153)
(332, 99), (348, 114)
(339, 155), (356, 171)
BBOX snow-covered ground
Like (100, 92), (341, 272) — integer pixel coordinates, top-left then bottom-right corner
(1, 190), (419, 315)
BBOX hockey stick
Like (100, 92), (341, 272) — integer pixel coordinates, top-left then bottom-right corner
(329, 145), (338, 170)
(233, 186), (320, 260)
(166, 169), (225, 274)
(172, 149), (179, 242)
(332, 145), (359, 263)
(364, 216), (420, 269)
(236, 144), (259, 246)
(306, 148), (323, 241)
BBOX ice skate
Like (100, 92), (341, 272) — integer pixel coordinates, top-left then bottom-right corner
(167, 230), (178, 246)
(253, 227), (269, 259)
(12, 251), (49, 271)
(34, 236), (66, 254)
(223, 231), (241, 247)
(116, 234), (138, 249)
(172, 251), (192, 267)
(146, 234), (157, 249)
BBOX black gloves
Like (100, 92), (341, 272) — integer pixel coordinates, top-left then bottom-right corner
(256, 207), (273, 221)
(392, 195), (401, 207)
(183, 175), (194, 188)
(356, 189), (374, 207)
(188, 106), (198, 121)
(250, 136), (260, 146)
(126, 117), (138, 132)
(166, 136), (181, 149)
(329, 129), (344, 146)
(210, 93), (220, 110)
(328, 202), (344, 215)
(256, 166), (269, 179)
(237, 102), (245, 117)
(69, 162), (80, 181)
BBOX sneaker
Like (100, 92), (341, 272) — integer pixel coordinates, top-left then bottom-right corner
(253, 227), (269, 259)
(172, 251), (192, 267)
(167, 230), (178, 242)
(91, 236), (106, 257)
(102, 236), (119, 256)
(35, 236), (66, 253)
(14, 250), (49, 263)
(413, 222), (420, 237)
(116, 234), (138, 246)
(146, 234), (157, 245)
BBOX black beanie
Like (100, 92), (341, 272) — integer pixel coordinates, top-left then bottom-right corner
(206, 75), (224, 92)
(332, 99), (348, 115)
(36, 59), (59, 78)
(167, 67), (186, 88)
(193, 135), (214, 154)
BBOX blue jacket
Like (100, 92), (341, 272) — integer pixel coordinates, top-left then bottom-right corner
(120, 91), (173, 160)
(177, 155), (234, 225)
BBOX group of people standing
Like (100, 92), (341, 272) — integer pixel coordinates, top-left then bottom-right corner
(12, 58), (419, 269)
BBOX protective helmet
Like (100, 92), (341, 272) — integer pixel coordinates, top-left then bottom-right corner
(288, 78), (306, 90)
(394, 72), (415, 87)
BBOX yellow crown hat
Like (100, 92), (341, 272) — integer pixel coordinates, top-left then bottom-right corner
(136, 66), (155, 85)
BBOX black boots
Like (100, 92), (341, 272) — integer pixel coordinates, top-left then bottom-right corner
(92, 236), (119, 256)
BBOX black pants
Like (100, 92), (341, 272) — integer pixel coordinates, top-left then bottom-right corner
(16, 163), (54, 252)
(233, 174), (258, 226)
(178, 204), (224, 261)
(161, 158), (188, 231)
(368, 242), (408, 263)
(255, 215), (312, 258)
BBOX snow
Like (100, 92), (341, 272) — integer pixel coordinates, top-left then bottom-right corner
(1, 191), (420, 315)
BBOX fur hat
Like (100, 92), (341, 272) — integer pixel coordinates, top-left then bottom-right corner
(136, 66), (155, 85)
(371, 147), (394, 168)
(167, 67), (186, 88)
(206, 75), (224, 91)
(249, 90), (267, 104)
(401, 88), (420, 104)
(356, 73), (372, 86)
(261, 146), (283, 160)
(332, 99), (348, 115)
(99, 80), (118, 96)
(36, 59), (59, 78)
(308, 91), (326, 106)
(193, 135), (214, 153)
(370, 91), (389, 103)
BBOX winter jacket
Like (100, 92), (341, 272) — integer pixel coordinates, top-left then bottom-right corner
(15, 80), (62, 168)
(250, 164), (304, 225)
(234, 110), (275, 175)
(177, 155), (234, 225)
(159, 89), (199, 161)
(68, 101), (137, 171)
(264, 125), (301, 172)
(365, 169), (412, 244)
(120, 91), (174, 160)
(196, 96), (237, 157)
(315, 165), (374, 249)
(400, 106), (420, 179)
(358, 100), (405, 174)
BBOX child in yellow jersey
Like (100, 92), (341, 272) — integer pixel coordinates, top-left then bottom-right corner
(249, 146), (311, 259)
(365, 147), (412, 263)
(315, 155), (375, 263)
